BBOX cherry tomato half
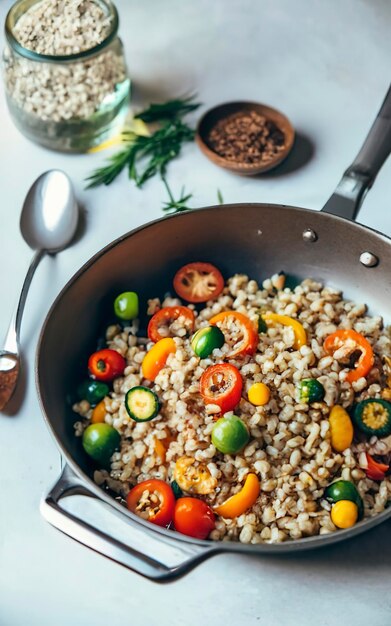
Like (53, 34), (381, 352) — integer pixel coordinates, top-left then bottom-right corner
(209, 311), (258, 358)
(126, 479), (175, 527)
(88, 348), (126, 382)
(173, 262), (224, 303)
(200, 363), (243, 413)
(148, 306), (195, 343)
(174, 497), (215, 539)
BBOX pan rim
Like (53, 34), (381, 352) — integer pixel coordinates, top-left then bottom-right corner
(35, 202), (391, 551)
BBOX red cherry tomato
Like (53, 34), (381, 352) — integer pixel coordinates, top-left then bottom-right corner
(174, 497), (215, 539)
(173, 262), (224, 303)
(209, 311), (258, 358)
(200, 363), (243, 413)
(126, 479), (175, 527)
(88, 349), (126, 382)
(147, 306), (195, 343)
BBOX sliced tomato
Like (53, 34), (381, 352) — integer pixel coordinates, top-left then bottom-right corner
(365, 453), (389, 481)
(209, 311), (258, 358)
(147, 306), (195, 343)
(173, 262), (224, 303)
(200, 363), (243, 413)
(174, 497), (215, 539)
(126, 479), (175, 527)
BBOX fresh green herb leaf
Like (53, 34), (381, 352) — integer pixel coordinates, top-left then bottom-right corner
(135, 95), (200, 123)
(217, 188), (224, 204)
(161, 177), (193, 214)
(86, 96), (200, 190)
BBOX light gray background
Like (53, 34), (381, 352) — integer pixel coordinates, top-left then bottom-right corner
(1, 1), (391, 624)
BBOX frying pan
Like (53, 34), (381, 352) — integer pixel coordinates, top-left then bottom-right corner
(37, 85), (391, 581)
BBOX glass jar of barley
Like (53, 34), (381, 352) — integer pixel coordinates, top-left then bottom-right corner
(2, 0), (130, 152)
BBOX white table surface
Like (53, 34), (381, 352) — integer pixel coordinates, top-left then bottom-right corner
(1, 1), (391, 624)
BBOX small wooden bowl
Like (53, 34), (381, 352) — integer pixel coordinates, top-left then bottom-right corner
(196, 101), (295, 175)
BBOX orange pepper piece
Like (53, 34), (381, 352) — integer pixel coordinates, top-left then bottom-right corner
(209, 311), (258, 357)
(263, 312), (307, 349)
(214, 473), (260, 518)
(91, 400), (106, 423)
(154, 439), (167, 463)
(324, 329), (374, 383)
(142, 338), (176, 381)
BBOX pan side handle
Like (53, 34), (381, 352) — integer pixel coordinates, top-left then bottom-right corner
(40, 464), (220, 582)
(322, 84), (391, 220)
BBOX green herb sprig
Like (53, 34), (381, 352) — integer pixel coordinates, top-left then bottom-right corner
(86, 96), (200, 189)
(161, 177), (193, 214)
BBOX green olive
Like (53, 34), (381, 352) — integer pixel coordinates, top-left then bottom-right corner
(297, 378), (325, 403)
(82, 423), (120, 466)
(77, 380), (109, 406)
(114, 291), (139, 321)
(211, 414), (249, 455)
(191, 326), (225, 358)
(324, 479), (363, 519)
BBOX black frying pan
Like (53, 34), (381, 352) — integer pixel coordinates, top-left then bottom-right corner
(37, 85), (391, 581)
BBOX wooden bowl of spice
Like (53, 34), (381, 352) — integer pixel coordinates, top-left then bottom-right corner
(196, 101), (295, 174)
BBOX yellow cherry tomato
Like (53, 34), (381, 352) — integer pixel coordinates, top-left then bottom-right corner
(248, 382), (270, 406)
(329, 405), (354, 452)
(91, 400), (106, 424)
(142, 338), (176, 381)
(331, 500), (358, 529)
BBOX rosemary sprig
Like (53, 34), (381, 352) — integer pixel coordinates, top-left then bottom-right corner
(86, 96), (200, 189)
(161, 177), (193, 214)
(135, 95), (200, 123)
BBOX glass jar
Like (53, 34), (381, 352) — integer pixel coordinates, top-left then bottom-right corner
(2, 0), (131, 152)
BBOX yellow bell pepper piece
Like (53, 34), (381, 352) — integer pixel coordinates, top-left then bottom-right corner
(142, 338), (176, 381)
(248, 382), (270, 406)
(329, 405), (354, 452)
(331, 500), (358, 529)
(91, 400), (106, 424)
(263, 312), (307, 349)
(214, 473), (260, 518)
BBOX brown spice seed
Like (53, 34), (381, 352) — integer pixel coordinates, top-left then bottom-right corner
(207, 110), (286, 165)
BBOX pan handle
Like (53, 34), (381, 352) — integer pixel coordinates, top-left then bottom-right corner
(40, 464), (220, 582)
(322, 83), (391, 220)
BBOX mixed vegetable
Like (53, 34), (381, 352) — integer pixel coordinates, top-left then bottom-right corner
(74, 260), (391, 541)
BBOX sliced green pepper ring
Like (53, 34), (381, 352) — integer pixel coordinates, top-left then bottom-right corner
(353, 398), (391, 438)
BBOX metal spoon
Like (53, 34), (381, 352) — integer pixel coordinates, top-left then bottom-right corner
(0, 170), (78, 411)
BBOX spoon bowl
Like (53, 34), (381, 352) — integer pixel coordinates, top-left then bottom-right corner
(0, 170), (78, 411)
(20, 170), (78, 252)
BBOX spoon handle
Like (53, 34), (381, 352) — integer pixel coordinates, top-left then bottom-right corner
(3, 249), (45, 354)
(0, 249), (45, 410)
